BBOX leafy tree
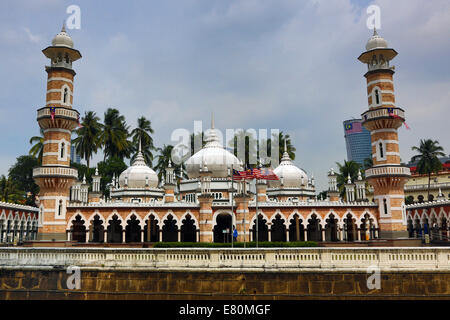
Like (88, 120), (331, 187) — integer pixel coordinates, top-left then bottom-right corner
(29, 129), (44, 165)
(131, 116), (155, 165)
(363, 157), (373, 170)
(72, 111), (102, 169)
(8, 155), (40, 206)
(0, 175), (26, 204)
(335, 160), (362, 199)
(100, 108), (132, 160)
(411, 139), (445, 199)
(317, 190), (328, 200)
(97, 156), (128, 198)
(154, 145), (187, 182)
(228, 130), (259, 168)
(263, 131), (296, 167)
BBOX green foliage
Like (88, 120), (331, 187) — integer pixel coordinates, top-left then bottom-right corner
(153, 241), (318, 248)
(8, 155), (40, 206)
(100, 108), (132, 160)
(72, 111), (102, 169)
(154, 144), (187, 182)
(97, 156), (128, 197)
(131, 116), (155, 165)
(411, 139), (445, 198)
(0, 175), (27, 204)
(29, 129), (44, 165)
(335, 160), (362, 199)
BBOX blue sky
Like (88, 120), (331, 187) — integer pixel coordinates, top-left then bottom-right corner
(0, 0), (449, 192)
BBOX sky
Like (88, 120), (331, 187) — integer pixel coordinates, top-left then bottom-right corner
(0, 0), (449, 192)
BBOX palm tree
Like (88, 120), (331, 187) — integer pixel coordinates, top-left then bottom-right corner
(266, 131), (296, 165)
(131, 116), (155, 165)
(100, 108), (132, 161)
(363, 157), (373, 170)
(228, 130), (259, 168)
(154, 145), (187, 182)
(29, 129), (44, 165)
(411, 139), (445, 200)
(72, 111), (102, 169)
(335, 160), (362, 199)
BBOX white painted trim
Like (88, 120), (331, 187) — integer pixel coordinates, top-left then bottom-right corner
(44, 128), (71, 134)
(368, 101), (396, 109)
(43, 140), (63, 145)
(199, 210), (212, 214)
(371, 140), (398, 146)
(367, 79), (393, 87)
(390, 207), (404, 211)
(371, 128), (397, 135)
(199, 231), (213, 235)
(378, 219), (404, 224)
(47, 77), (73, 84)
(39, 196), (69, 201)
(47, 89), (73, 95)
(42, 221), (67, 226)
(43, 152), (59, 157)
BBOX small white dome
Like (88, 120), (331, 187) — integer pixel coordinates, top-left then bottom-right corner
(52, 24), (74, 48)
(118, 149), (159, 188)
(185, 126), (242, 179)
(366, 28), (388, 51)
(272, 152), (308, 188)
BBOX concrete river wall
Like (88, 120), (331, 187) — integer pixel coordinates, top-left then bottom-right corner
(1, 247), (449, 299)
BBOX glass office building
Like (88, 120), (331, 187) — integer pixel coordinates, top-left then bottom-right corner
(343, 119), (372, 166)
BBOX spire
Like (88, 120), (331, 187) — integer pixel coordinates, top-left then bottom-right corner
(211, 111), (215, 129)
(347, 174), (352, 184)
(284, 139), (287, 153)
(373, 26), (377, 36)
(281, 139), (291, 162)
(95, 167), (99, 176)
(138, 136), (142, 153)
(357, 169), (362, 181)
(132, 137), (147, 166)
(61, 21), (67, 33)
(82, 174), (86, 184)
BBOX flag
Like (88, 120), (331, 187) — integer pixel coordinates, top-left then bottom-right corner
(389, 112), (410, 130)
(232, 169), (245, 180)
(260, 168), (280, 180)
(50, 107), (56, 120)
(344, 122), (362, 134)
(77, 115), (83, 128)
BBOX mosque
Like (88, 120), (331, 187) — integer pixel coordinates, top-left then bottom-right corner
(13, 24), (446, 245)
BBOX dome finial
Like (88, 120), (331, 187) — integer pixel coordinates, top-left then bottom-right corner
(284, 139), (287, 153)
(61, 21), (66, 33)
(211, 111), (215, 129)
(373, 26), (377, 36)
(138, 136), (142, 153)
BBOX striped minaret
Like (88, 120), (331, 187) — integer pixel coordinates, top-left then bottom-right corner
(359, 29), (410, 239)
(33, 25), (82, 240)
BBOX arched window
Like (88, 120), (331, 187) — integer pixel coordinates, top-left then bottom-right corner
(61, 142), (65, 158)
(58, 200), (63, 216)
(375, 89), (380, 105)
(65, 54), (69, 64)
(383, 198), (388, 215)
(63, 88), (68, 103)
(379, 142), (384, 158)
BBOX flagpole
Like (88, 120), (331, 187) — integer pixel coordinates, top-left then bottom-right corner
(255, 177), (258, 248)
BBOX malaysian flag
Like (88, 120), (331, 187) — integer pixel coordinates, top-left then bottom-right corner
(50, 107), (56, 121)
(259, 168), (279, 180)
(232, 169), (245, 180)
(345, 122), (362, 134)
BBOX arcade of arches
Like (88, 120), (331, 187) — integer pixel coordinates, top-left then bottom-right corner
(67, 210), (381, 244)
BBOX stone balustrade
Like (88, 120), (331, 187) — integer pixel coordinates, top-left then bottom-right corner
(366, 166), (411, 178)
(1, 247), (449, 272)
(33, 166), (78, 179)
(362, 107), (405, 121)
(37, 106), (79, 121)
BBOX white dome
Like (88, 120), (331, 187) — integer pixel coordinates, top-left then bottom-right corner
(118, 149), (159, 188)
(185, 127), (242, 179)
(52, 25), (74, 48)
(366, 28), (388, 51)
(272, 152), (308, 188)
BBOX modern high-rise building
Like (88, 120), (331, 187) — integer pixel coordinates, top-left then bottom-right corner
(343, 118), (372, 165)
(71, 144), (81, 164)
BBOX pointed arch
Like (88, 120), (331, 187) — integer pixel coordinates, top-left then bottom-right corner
(288, 210), (307, 227)
(67, 211), (88, 231)
(160, 211), (178, 228)
(105, 210), (125, 228)
(180, 211), (199, 229)
(357, 210), (379, 228)
(125, 211), (145, 228)
(323, 209), (342, 227)
(269, 210), (288, 227)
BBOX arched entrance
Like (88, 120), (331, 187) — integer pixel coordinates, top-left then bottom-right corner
(407, 218), (414, 238)
(414, 218), (421, 237)
(162, 215), (178, 242)
(325, 214), (338, 242)
(344, 214), (357, 241)
(288, 214), (305, 241)
(271, 214), (286, 242)
(90, 216), (105, 243)
(107, 215), (123, 243)
(307, 214), (322, 242)
(125, 215), (142, 243)
(72, 215), (86, 243)
(214, 213), (232, 243)
(252, 214), (268, 242)
(144, 215), (160, 242)
(181, 214), (197, 242)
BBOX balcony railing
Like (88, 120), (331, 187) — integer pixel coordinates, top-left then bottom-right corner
(362, 107), (405, 122)
(405, 182), (450, 191)
(366, 166), (411, 178)
(37, 106), (79, 121)
(33, 166), (78, 179)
